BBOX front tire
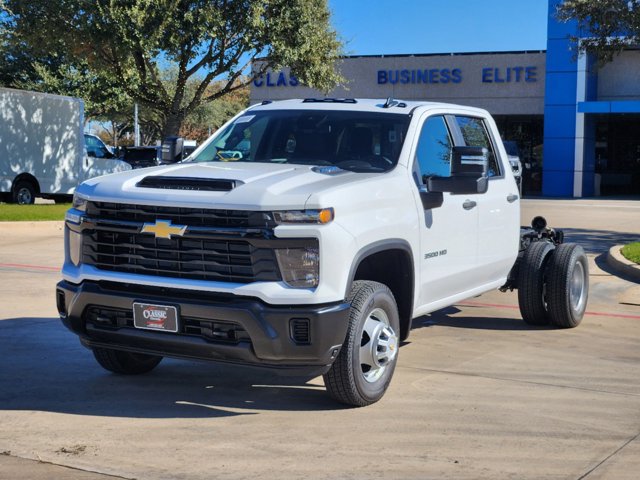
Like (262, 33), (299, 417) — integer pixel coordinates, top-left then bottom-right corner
(547, 244), (589, 328)
(323, 280), (400, 407)
(92, 347), (162, 374)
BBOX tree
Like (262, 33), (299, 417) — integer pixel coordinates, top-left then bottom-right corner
(557, 0), (640, 62)
(1, 0), (343, 137)
(90, 71), (250, 147)
(178, 80), (250, 143)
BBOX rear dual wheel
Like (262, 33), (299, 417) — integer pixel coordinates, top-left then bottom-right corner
(547, 244), (589, 328)
(517, 242), (588, 328)
(518, 241), (554, 326)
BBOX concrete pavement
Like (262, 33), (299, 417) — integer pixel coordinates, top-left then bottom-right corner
(0, 199), (639, 480)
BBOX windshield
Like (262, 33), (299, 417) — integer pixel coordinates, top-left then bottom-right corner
(190, 109), (410, 173)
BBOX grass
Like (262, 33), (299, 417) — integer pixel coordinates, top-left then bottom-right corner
(621, 242), (640, 265)
(0, 203), (70, 221)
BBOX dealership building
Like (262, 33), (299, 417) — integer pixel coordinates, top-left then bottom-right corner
(250, 0), (640, 197)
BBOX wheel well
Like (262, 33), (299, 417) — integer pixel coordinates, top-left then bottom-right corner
(353, 249), (414, 341)
(12, 173), (40, 195)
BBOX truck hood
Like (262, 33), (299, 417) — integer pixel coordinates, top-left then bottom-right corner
(76, 161), (365, 210)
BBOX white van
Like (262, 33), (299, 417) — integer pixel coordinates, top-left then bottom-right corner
(0, 87), (130, 204)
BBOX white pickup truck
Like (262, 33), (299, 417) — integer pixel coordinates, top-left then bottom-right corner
(56, 98), (589, 406)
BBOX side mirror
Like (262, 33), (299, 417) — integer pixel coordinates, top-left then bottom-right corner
(426, 146), (489, 195)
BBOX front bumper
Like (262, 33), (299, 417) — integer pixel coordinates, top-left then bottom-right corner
(56, 280), (350, 376)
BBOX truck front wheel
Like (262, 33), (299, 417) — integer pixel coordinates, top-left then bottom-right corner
(547, 244), (589, 328)
(323, 280), (400, 407)
(92, 347), (162, 374)
(518, 241), (555, 326)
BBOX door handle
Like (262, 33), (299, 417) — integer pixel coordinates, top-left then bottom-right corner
(507, 194), (519, 203)
(462, 200), (477, 210)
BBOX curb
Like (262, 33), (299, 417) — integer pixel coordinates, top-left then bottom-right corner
(606, 245), (640, 283)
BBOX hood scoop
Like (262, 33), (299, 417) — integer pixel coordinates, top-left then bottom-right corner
(136, 176), (242, 192)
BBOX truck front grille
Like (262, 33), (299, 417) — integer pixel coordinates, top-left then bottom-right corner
(82, 229), (280, 283)
(79, 202), (317, 284)
(86, 202), (275, 229)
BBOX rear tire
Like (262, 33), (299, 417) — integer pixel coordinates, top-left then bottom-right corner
(547, 244), (589, 328)
(92, 347), (162, 374)
(323, 281), (400, 407)
(12, 181), (36, 204)
(518, 241), (554, 326)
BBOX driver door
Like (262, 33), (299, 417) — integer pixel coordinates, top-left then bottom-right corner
(412, 114), (480, 307)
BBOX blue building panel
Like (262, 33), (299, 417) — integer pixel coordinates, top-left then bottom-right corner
(610, 101), (640, 113)
(543, 105), (578, 141)
(546, 0), (578, 39)
(544, 0), (588, 197)
(544, 72), (578, 106)
(542, 169), (575, 197)
(545, 38), (578, 72)
(578, 102), (610, 113)
(542, 136), (576, 170)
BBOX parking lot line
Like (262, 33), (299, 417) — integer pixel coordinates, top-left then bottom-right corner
(0, 262), (60, 271)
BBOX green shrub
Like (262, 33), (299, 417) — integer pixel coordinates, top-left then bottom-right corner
(621, 242), (640, 265)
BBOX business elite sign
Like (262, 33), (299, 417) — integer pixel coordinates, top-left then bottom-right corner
(253, 66), (538, 88)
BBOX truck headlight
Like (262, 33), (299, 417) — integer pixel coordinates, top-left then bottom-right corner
(275, 247), (319, 288)
(65, 193), (88, 224)
(71, 192), (88, 212)
(273, 208), (334, 225)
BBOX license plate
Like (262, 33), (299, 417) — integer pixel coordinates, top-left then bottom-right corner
(133, 303), (178, 333)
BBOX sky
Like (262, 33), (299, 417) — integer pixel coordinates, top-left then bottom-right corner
(328, 0), (549, 56)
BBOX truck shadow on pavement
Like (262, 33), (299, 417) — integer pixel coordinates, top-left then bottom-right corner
(411, 306), (550, 332)
(560, 228), (638, 255)
(0, 318), (345, 418)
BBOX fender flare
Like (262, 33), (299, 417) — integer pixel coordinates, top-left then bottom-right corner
(345, 239), (415, 340)
(12, 173), (41, 194)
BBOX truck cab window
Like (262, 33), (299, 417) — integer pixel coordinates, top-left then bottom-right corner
(455, 116), (500, 177)
(414, 115), (453, 184)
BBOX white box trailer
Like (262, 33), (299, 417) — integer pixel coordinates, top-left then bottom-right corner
(0, 87), (130, 204)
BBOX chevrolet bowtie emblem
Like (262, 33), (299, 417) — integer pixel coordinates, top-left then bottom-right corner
(141, 220), (187, 239)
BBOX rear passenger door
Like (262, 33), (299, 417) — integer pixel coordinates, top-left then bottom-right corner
(453, 115), (520, 286)
(412, 114), (481, 306)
